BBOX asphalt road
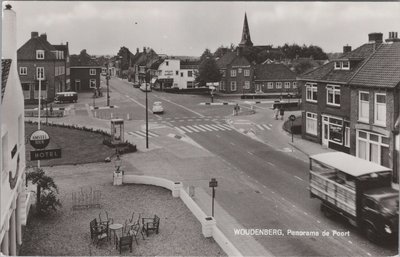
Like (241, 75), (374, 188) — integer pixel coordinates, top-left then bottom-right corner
(106, 78), (398, 256)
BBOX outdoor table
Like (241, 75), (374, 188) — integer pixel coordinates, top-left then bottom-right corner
(109, 223), (123, 245)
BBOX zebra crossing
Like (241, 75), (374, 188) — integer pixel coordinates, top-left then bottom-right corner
(128, 130), (159, 139)
(175, 123), (233, 134)
(255, 124), (272, 131)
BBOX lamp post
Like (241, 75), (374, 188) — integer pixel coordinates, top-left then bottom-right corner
(106, 62), (110, 107)
(115, 154), (122, 172)
(145, 83), (149, 149)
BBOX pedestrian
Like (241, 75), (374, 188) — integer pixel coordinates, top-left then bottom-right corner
(274, 106), (279, 120)
(280, 106), (285, 120)
(49, 104), (53, 116)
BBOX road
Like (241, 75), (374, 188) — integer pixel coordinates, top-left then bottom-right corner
(99, 77), (398, 256)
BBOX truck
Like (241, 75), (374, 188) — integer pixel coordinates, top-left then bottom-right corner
(309, 152), (398, 243)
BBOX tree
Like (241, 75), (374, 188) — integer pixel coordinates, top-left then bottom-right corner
(26, 168), (61, 215)
(195, 54), (222, 87)
(200, 48), (213, 62)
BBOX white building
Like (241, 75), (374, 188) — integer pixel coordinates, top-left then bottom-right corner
(1, 4), (30, 255)
(156, 58), (199, 89)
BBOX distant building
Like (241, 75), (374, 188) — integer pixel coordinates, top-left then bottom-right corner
(1, 5), (30, 255)
(70, 49), (102, 92)
(253, 63), (297, 95)
(17, 31), (68, 103)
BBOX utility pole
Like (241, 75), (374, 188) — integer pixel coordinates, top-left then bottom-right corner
(106, 62), (110, 107)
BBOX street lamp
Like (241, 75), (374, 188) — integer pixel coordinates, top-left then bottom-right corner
(115, 154), (122, 172)
(106, 62), (110, 107)
(145, 83), (149, 149)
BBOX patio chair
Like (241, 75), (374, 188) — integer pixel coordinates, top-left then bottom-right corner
(128, 223), (144, 244)
(90, 219), (109, 246)
(99, 211), (113, 225)
(142, 215), (160, 237)
(116, 235), (132, 253)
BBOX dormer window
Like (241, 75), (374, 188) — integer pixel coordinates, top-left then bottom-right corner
(334, 61), (350, 70)
(36, 50), (44, 59)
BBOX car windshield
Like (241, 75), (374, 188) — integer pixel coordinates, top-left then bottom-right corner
(154, 102), (161, 106)
(380, 196), (399, 213)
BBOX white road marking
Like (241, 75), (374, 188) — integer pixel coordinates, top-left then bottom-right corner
(210, 124), (226, 130)
(220, 124), (232, 130)
(157, 96), (205, 117)
(186, 125), (199, 132)
(262, 124), (271, 130)
(247, 151), (253, 155)
(180, 126), (193, 133)
(204, 124), (219, 131)
(175, 127), (186, 134)
(198, 125), (213, 131)
(256, 124), (264, 130)
(192, 125), (206, 132)
(348, 240), (353, 244)
(294, 176), (304, 181)
(366, 253), (371, 256)
(317, 220), (321, 224)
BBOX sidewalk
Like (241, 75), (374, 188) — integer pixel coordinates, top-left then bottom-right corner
(30, 88), (273, 256)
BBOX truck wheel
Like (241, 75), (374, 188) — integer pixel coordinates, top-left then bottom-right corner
(365, 224), (378, 243)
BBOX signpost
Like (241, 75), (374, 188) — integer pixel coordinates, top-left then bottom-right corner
(29, 130), (50, 149)
(209, 178), (218, 217)
(29, 129), (62, 161)
(289, 115), (296, 143)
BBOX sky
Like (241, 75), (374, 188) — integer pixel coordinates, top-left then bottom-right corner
(4, 1), (400, 57)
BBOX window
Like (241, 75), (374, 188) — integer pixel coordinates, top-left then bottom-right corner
(180, 72), (183, 77)
(293, 82), (297, 88)
(326, 85), (341, 106)
(334, 62), (341, 70)
(188, 71), (193, 77)
(306, 83), (318, 102)
(166, 61), (169, 66)
(306, 112), (318, 136)
(284, 82), (291, 89)
(36, 67), (45, 79)
(221, 70), (226, 77)
(244, 69), (250, 77)
(357, 130), (389, 167)
(230, 69), (237, 77)
(36, 50), (44, 59)
(90, 69), (96, 75)
(276, 82), (282, 89)
(359, 91), (369, 122)
(175, 71), (179, 75)
(187, 81), (194, 88)
(19, 67), (27, 75)
(89, 79), (96, 89)
(244, 81), (250, 89)
(267, 82), (273, 89)
(374, 93), (386, 126)
(342, 61), (350, 70)
(230, 81), (237, 91)
(220, 81), (225, 90)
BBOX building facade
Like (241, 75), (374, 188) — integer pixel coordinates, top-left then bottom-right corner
(17, 32), (67, 103)
(1, 5), (30, 255)
(70, 50), (102, 92)
(299, 32), (400, 182)
(253, 63), (298, 95)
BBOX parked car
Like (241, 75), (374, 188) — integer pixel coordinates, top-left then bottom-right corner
(140, 83), (151, 92)
(54, 92), (78, 103)
(152, 101), (164, 114)
(133, 82), (140, 88)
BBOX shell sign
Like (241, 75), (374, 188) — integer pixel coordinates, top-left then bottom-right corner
(29, 130), (50, 149)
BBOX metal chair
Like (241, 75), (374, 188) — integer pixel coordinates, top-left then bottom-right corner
(89, 218), (108, 246)
(141, 215), (160, 237)
(116, 235), (132, 253)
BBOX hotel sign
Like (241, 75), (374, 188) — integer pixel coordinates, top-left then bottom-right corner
(30, 149), (62, 161)
(29, 130), (50, 149)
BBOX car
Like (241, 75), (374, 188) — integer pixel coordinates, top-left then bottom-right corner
(133, 82), (140, 88)
(152, 101), (164, 114)
(139, 83), (152, 92)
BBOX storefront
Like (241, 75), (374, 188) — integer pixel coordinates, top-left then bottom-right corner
(321, 114), (350, 153)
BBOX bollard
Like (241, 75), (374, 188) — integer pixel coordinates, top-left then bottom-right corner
(172, 182), (182, 197)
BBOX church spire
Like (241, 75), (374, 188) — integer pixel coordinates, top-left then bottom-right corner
(239, 12), (253, 47)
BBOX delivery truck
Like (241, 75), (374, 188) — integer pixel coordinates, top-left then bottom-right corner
(309, 152), (398, 243)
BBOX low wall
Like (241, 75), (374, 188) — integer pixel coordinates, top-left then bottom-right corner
(122, 174), (242, 257)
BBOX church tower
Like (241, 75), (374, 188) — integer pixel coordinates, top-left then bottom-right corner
(239, 13), (253, 47)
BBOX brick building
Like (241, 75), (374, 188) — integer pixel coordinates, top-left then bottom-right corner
(70, 50), (102, 92)
(17, 32), (68, 103)
(253, 63), (297, 95)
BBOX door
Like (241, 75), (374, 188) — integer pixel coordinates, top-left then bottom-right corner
(322, 117), (329, 147)
(75, 80), (81, 91)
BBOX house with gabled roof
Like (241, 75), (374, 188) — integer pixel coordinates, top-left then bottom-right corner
(17, 31), (67, 103)
(70, 49), (102, 92)
(298, 32), (400, 182)
(253, 63), (297, 95)
(1, 5), (29, 255)
(348, 38), (400, 182)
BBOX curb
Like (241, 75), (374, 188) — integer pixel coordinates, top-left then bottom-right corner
(200, 102), (236, 106)
(91, 105), (118, 110)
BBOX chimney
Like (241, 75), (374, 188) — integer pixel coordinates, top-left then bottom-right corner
(31, 31), (39, 38)
(368, 32), (383, 43)
(385, 31), (400, 43)
(136, 48), (139, 54)
(2, 4), (17, 60)
(143, 47), (146, 54)
(40, 33), (47, 41)
(343, 45), (352, 54)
